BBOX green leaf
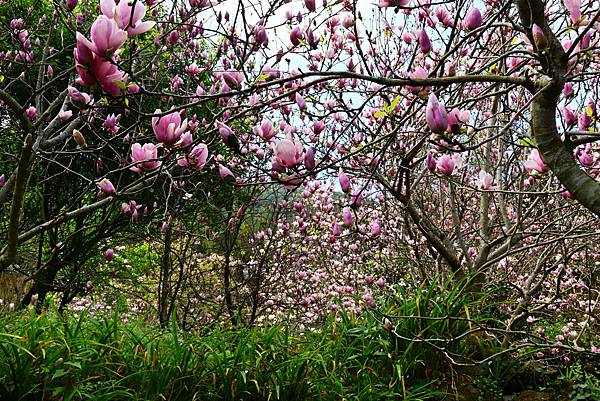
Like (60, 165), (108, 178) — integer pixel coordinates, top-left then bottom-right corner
(52, 369), (67, 380)
(586, 106), (594, 117)
(520, 137), (536, 147)
(389, 95), (400, 112)
(114, 80), (129, 91)
(64, 361), (81, 369)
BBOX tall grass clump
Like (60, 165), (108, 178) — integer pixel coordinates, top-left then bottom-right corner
(0, 279), (502, 401)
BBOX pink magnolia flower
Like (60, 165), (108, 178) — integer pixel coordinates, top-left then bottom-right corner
(426, 151), (437, 172)
(426, 93), (448, 134)
(290, 26), (304, 46)
(222, 70), (243, 88)
(67, 0), (78, 11)
(253, 119), (275, 140)
(477, 170), (493, 190)
(130, 143), (161, 173)
(104, 113), (120, 133)
(313, 120), (326, 135)
(167, 30), (179, 45)
(16, 50), (34, 63)
(305, 0), (316, 12)
(218, 164), (236, 183)
(0, 174), (5, 189)
(68, 86), (93, 107)
(463, 8), (482, 30)
(581, 31), (591, 49)
(564, 0), (582, 24)
(561, 106), (577, 127)
(178, 143), (209, 170)
(176, 132), (193, 148)
(24, 105), (37, 120)
(87, 15), (127, 57)
(253, 23), (269, 47)
(74, 32), (94, 65)
(170, 74), (182, 92)
(261, 66), (280, 81)
(189, 0), (211, 8)
(295, 93), (307, 110)
(332, 222), (341, 236)
(186, 62), (200, 75)
(105, 248), (115, 261)
(74, 64), (95, 87)
(561, 190), (574, 200)
(447, 108), (469, 133)
(215, 121), (240, 152)
(100, 0), (155, 35)
(436, 154), (455, 176)
(524, 149), (548, 174)
(97, 178), (116, 195)
(18, 30), (28, 43)
(418, 29), (431, 53)
(436, 7), (454, 27)
(338, 168), (351, 193)
(128, 83), (140, 94)
(304, 147), (316, 170)
(377, 0), (410, 8)
(576, 148), (593, 167)
(342, 207), (353, 226)
(563, 82), (574, 98)
(89, 58), (127, 96)
(363, 291), (376, 308)
(10, 19), (24, 30)
(578, 111), (592, 131)
(370, 220), (381, 236)
(152, 109), (188, 147)
(274, 133), (304, 168)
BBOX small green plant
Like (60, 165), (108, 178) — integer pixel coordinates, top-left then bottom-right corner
(556, 363), (600, 401)
(571, 381), (600, 401)
(474, 376), (503, 401)
(0, 304), (446, 401)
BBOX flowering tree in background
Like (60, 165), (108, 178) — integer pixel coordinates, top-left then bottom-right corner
(0, 0), (599, 362)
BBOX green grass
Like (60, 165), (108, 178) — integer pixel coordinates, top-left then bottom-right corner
(0, 278), (511, 401)
(0, 307), (451, 400)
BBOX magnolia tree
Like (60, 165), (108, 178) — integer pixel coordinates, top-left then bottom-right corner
(0, 0), (599, 345)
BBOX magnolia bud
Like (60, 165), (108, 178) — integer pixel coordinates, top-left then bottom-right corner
(24, 105), (37, 120)
(463, 8), (482, 30)
(426, 93), (448, 134)
(105, 248), (115, 262)
(338, 168), (351, 193)
(532, 23), (547, 49)
(72, 129), (86, 147)
(66, 0), (78, 10)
